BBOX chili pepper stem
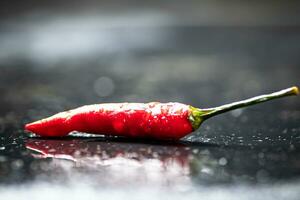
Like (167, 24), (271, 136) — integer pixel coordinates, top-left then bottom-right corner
(199, 86), (298, 121)
(189, 86), (299, 129)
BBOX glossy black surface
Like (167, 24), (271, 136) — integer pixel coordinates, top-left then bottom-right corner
(0, 1), (300, 199)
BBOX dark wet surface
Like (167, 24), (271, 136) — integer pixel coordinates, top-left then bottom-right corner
(0, 1), (300, 199)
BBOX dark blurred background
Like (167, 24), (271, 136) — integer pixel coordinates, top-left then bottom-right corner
(0, 1), (300, 199)
(1, 1), (300, 109)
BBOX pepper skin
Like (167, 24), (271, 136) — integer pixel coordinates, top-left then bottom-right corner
(25, 86), (298, 140)
(25, 102), (194, 140)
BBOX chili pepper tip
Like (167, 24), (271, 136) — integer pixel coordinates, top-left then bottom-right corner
(291, 86), (299, 95)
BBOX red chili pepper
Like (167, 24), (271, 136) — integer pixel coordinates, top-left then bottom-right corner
(25, 86), (298, 140)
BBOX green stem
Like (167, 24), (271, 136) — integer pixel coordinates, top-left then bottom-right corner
(200, 86), (299, 120)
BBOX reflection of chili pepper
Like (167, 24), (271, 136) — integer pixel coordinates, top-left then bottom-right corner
(26, 139), (194, 185)
(25, 87), (298, 140)
(25, 139), (191, 167)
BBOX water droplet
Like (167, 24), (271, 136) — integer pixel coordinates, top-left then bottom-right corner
(258, 152), (264, 158)
(192, 149), (199, 154)
(231, 109), (243, 117)
(282, 128), (288, 134)
(11, 159), (24, 170)
(93, 76), (115, 97)
(218, 157), (227, 166)
(201, 167), (213, 175)
(0, 156), (7, 162)
(152, 152), (159, 158)
(289, 144), (295, 151)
